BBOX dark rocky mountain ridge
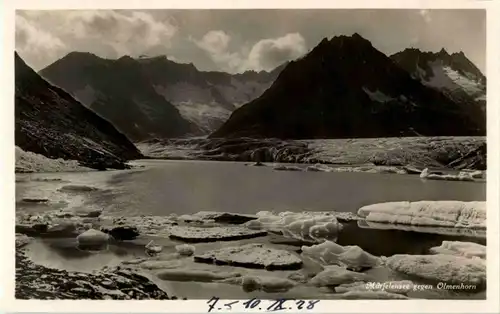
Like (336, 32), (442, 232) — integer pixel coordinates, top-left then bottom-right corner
(390, 48), (486, 108)
(39, 52), (194, 141)
(210, 34), (485, 139)
(40, 53), (284, 138)
(15, 52), (142, 170)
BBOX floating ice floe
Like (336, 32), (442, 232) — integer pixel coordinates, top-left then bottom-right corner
(306, 164), (407, 175)
(20, 198), (49, 204)
(466, 170), (485, 179)
(178, 211), (257, 225)
(138, 260), (183, 270)
(308, 265), (371, 287)
(58, 185), (100, 192)
(273, 165), (303, 171)
(386, 254), (486, 288)
(240, 275), (296, 293)
(157, 269), (241, 282)
(218, 275), (297, 293)
(429, 241), (486, 259)
(169, 226), (267, 243)
(145, 240), (163, 256)
(357, 220), (486, 238)
(357, 201), (486, 228)
(175, 244), (195, 256)
(420, 168), (475, 181)
(103, 215), (178, 236)
(194, 243), (303, 270)
(306, 164), (334, 172)
(301, 241), (381, 271)
(245, 211), (350, 243)
(76, 229), (110, 249)
(402, 165), (423, 175)
(46, 222), (79, 237)
(74, 209), (103, 218)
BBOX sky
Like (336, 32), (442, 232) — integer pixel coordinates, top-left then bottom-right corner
(15, 9), (486, 74)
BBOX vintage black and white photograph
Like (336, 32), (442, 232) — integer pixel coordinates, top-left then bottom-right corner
(13, 7), (487, 302)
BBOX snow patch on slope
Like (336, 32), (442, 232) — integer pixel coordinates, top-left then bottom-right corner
(443, 67), (484, 96)
(73, 85), (98, 107)
(154, 82), (214, 104)
(214, 78), (272, 106)
(153, 79), (273, 132)
(173, 102), (232, 132)
(421, 61), (485, 98)
(362, 87), (395, 103)
(422, 61), (458, 91)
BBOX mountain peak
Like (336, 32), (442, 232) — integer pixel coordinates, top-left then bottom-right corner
(63, 51), (101, 60)
(211, 31), (484, 139)
(437, 48), (450, 57)
(351, 32), (366, 41)
(451, 50), (467, 59)
(117, 55), (135, 62)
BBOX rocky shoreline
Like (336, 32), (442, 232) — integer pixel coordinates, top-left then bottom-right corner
(15, 237), (170, 300)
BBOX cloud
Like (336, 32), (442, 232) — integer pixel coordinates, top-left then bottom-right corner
(15, 10), (485, 74)
(246, 33), (307, 71)
(419, 10), (432, 23)
(193, 31), (307, 73)
(192, 30), (243, 72)
(15, 10), (178, 69)
(193, 30), (231, 55)
(65, 10), (177, 55)
(15, 14), (67, 68)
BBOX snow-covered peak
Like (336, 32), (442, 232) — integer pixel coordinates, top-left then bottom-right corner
(391, 48), (486, 102)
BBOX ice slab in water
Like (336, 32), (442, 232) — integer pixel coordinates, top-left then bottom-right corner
(357, 220), (486, 238)
(309, 265), (372, 287)
(429, 241), (486, 259)
(245, 211), (350, 243)
(157, 269), (242, 282)
(386, 254), (486, 288)
(175, 244), (195, 256)
(169, 226), (267, 243)
(420, 168), (475, 181)
(301, 240), (381, 270)
(357, 201), (486, 228)
(194, 243), (303, 270)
